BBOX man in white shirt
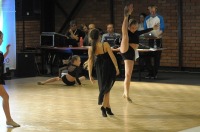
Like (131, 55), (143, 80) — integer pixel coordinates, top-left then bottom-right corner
(143, 5), (165, 79)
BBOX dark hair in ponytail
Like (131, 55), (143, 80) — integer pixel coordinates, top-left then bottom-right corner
(89, 28), (100, 62)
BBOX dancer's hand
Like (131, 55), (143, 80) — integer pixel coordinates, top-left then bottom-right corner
(89, 76), (95, 84)
(124, 4), (133, 16)
(124, 6), (129, 16)
(128, 4), (133, 14)
(6, 44), (11, 51)
(153, 23), (159, 30)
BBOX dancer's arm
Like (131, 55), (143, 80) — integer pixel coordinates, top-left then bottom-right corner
(104, 42), (119, 75)
(4, 44), (10, 58)
(75, 75), (81, 85)
(58, 66), (68, 77)
(87, 47), (94, 83)
(138, 23), (159, 35)
(75, 67), (81, 85)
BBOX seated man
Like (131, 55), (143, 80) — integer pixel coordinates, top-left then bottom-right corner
(101, 24), (121, 47)
(101, 24), (122, 76)
(66, 20), (84, 47)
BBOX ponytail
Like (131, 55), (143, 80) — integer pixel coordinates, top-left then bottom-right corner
(91, 39), (97, 63)
(84, 28), (100, 70)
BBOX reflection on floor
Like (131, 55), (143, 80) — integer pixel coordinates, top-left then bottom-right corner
(0, 72), (200, 132)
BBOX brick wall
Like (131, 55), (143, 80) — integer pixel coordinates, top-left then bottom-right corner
(182, 0), (200, 68)
(16, 0), (200, 69)
(16, 20), (40, 51)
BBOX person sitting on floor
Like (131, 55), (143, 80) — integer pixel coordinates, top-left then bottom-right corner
(38, 55), (85, 86)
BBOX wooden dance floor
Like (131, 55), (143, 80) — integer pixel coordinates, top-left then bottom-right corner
(0, 72), (200, 132)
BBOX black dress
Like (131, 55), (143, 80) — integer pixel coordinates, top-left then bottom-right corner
(95, 45), (116, 105)
(0, 51), (5, 85)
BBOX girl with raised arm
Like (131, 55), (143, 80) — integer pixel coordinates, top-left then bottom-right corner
(0, 31), (20, 127)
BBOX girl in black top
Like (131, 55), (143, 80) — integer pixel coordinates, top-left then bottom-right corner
(0, 31), (20, 127)
(120, 4), (158, 103)
(38, 55), (85, 86)
(121, 19), (157, 60)
(87, 29), (119, 117)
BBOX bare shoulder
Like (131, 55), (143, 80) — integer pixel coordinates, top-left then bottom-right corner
(103, 42), (111, 51)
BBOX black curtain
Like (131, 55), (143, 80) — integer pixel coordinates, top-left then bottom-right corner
(40, 0), (55, 32)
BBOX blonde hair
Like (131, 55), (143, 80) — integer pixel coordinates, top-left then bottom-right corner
(64, 55), (80, 65)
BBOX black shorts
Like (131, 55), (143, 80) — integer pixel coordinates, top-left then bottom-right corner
(61, 75), (76, 86)
(121, 46), (135, 60)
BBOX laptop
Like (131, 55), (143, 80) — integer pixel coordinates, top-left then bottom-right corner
(138, 43), (150, 49)
(144, 32), (158, 39)
(104, 36), (116, 47)
(104, 36), (121, 47)
(63, 39), (78, 47)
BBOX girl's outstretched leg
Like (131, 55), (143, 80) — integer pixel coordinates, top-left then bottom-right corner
(120, 7), (129, 53)
(37, 77), (61, 85)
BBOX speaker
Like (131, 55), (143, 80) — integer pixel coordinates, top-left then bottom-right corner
(15, 52), (36, 77)
(16, 0), (41, 20)
(40, 32), (68, 47)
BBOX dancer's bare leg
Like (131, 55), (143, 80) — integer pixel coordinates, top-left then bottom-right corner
(0, 85), (20, 127)
(103, 92), (110, 108)
(120, 4), (134, 103)
(59, 66), (68, 77)
(38, 77), (61, 85)
(102, 95), (106, 107)
(123, 60), (134, 102)
(101, 94), (108, 117)
(0, 85), (11, 121)
(120, 8), (129, 53)
(120, 4), (133, 53)
(103, 92), (114, 115)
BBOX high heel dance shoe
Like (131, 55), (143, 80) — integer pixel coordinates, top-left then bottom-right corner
(101, 106), (107, 117)
(122, 94), (132, 103)
(106, 107), (114, 115)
